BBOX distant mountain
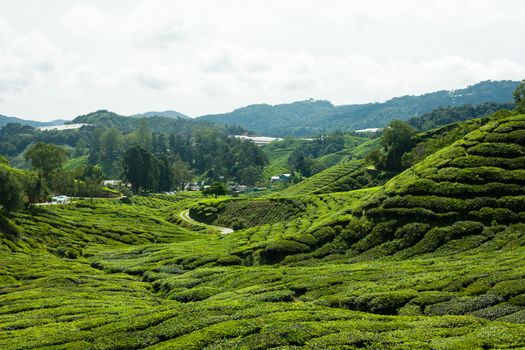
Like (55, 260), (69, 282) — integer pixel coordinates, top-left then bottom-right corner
(0, 114), (65, 129)
(48, 119), (70, 125)
(198, 80), (520, 136)
(71, 109), (245, 135)
(130, 110), (190, 119)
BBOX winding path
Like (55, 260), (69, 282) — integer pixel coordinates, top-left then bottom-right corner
(179, 209), (234, 235)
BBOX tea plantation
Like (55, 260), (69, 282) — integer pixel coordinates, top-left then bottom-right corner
(1, 112), (525, 348)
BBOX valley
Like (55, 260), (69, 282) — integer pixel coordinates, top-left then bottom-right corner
(1, 105), (525, 348)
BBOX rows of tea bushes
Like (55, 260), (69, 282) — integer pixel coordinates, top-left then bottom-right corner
(340, 112), (525, 257)
(1, 113), (525, 349)
(188, 197), (306, 229)
(2, 190), (525, 348)
(280, 160), (389, 196)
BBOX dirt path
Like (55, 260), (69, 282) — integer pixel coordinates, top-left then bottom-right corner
(179, 209), (234, 235)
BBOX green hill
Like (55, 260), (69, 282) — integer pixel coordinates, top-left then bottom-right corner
(129, 110), (190, 119)
(199, 80), (519, 136)
(407, 102), (514, 131)
(1, 111), (525, 348)
(72, 110), (233, 134)
(354, 110), (524, 254)
(0, 114), (64, 129)
(279, 160), (390, 196)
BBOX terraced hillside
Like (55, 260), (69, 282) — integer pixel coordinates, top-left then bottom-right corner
(280, 160), (391, 196)
(357, 111), (525, 253)
(1, 112), (525, 349)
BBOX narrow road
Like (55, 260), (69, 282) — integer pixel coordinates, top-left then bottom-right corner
(179, 209), (234, 235)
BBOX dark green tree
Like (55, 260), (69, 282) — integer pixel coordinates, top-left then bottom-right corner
(380, 120), (417, 171)
(172, 159), (193, 190)
(121, 146), (160, 192)
(0, 168), (23, 212)
(157, 156), (174, 191)
(88, 127), (104, 164)
(514, 79), (525, 113)
(239, 165), (261, 186)
(25, 142), (68, 182)
(100, 128), (122, 160)
(202, 182), (227, 198)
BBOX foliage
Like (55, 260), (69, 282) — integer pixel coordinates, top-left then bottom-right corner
(0, 110), (525, 349)
(287, 131), (345, 176)
(202, 182), (227, 198)
(122, 146), (172, 193)
(408, 102), (514, 131)
(200, 80), (519, 136)
(24, 142), (68, 181)
(514, 79), (525, 113)
(367, 120), (417, 171)
(0, 167), (23, 212)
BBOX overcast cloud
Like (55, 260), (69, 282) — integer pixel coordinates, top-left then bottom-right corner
(0, 0), (524, 121)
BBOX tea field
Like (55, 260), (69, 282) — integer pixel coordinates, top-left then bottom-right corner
(1, 112), (525, 349)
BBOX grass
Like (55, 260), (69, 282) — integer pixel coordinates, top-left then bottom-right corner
(0, 112), (525, 348)
(64, 155), (88, 170)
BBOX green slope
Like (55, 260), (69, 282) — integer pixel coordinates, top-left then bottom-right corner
(199, 80), (519, 136)
(1, 111), (525, 348)
(279, 159), (390, 196)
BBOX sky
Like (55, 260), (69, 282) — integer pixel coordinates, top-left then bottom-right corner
(0, 0), (524, 121)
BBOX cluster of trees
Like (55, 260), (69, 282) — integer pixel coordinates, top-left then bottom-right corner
(287, 131), (345, 176)
(24, 142), (108, 200)
(120, 134), (268, 193)
(407, 102), (514, 131)
(366, 81), (525, 172)
(0, 140), (122, 213)
(0, 120), (269, 201)
(366, 121), (417, 172)
(84, 119), (268, 187)
(199, 80), (519, 136)
(122, 146), (179, 193)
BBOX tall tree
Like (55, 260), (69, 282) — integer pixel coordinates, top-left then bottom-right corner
(380, 120), (417, 171)
(100, 128), (122, 160)
(136, 119), (152, 151)
(25, 142), (68, 182)
(172, 159), (193, 190)
(88, 127), (104, 164)
(121, 146), (159, 192)
(202, 182), (227, 198)
(514, 79), (525, 113)
(0, 168), (23, 212)
(157, 156), (173, 191)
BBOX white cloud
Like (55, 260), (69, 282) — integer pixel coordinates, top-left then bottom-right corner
(0, 30), (65, 100)
(0, 0), (524, 120)
(0, 16), (10, 45)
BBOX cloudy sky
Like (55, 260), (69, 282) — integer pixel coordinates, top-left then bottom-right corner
(0, 0), (524, 121)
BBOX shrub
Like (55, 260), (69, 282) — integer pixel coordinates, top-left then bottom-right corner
(255, 290), (294, 302)
(468, 142), (524, 158)
(470, 207), (519, 224)
(311, 227), (336, 244)
(260, 240), (310, 264)
(170, 286), (221, 302)
(216, 255), (244, 266)
(394, 223), (430, 243)
(426, 294), (504, 315)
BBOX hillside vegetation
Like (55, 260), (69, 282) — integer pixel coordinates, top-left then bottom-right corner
(0, 109), (525, 348)
(199, 80), (518, 136)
